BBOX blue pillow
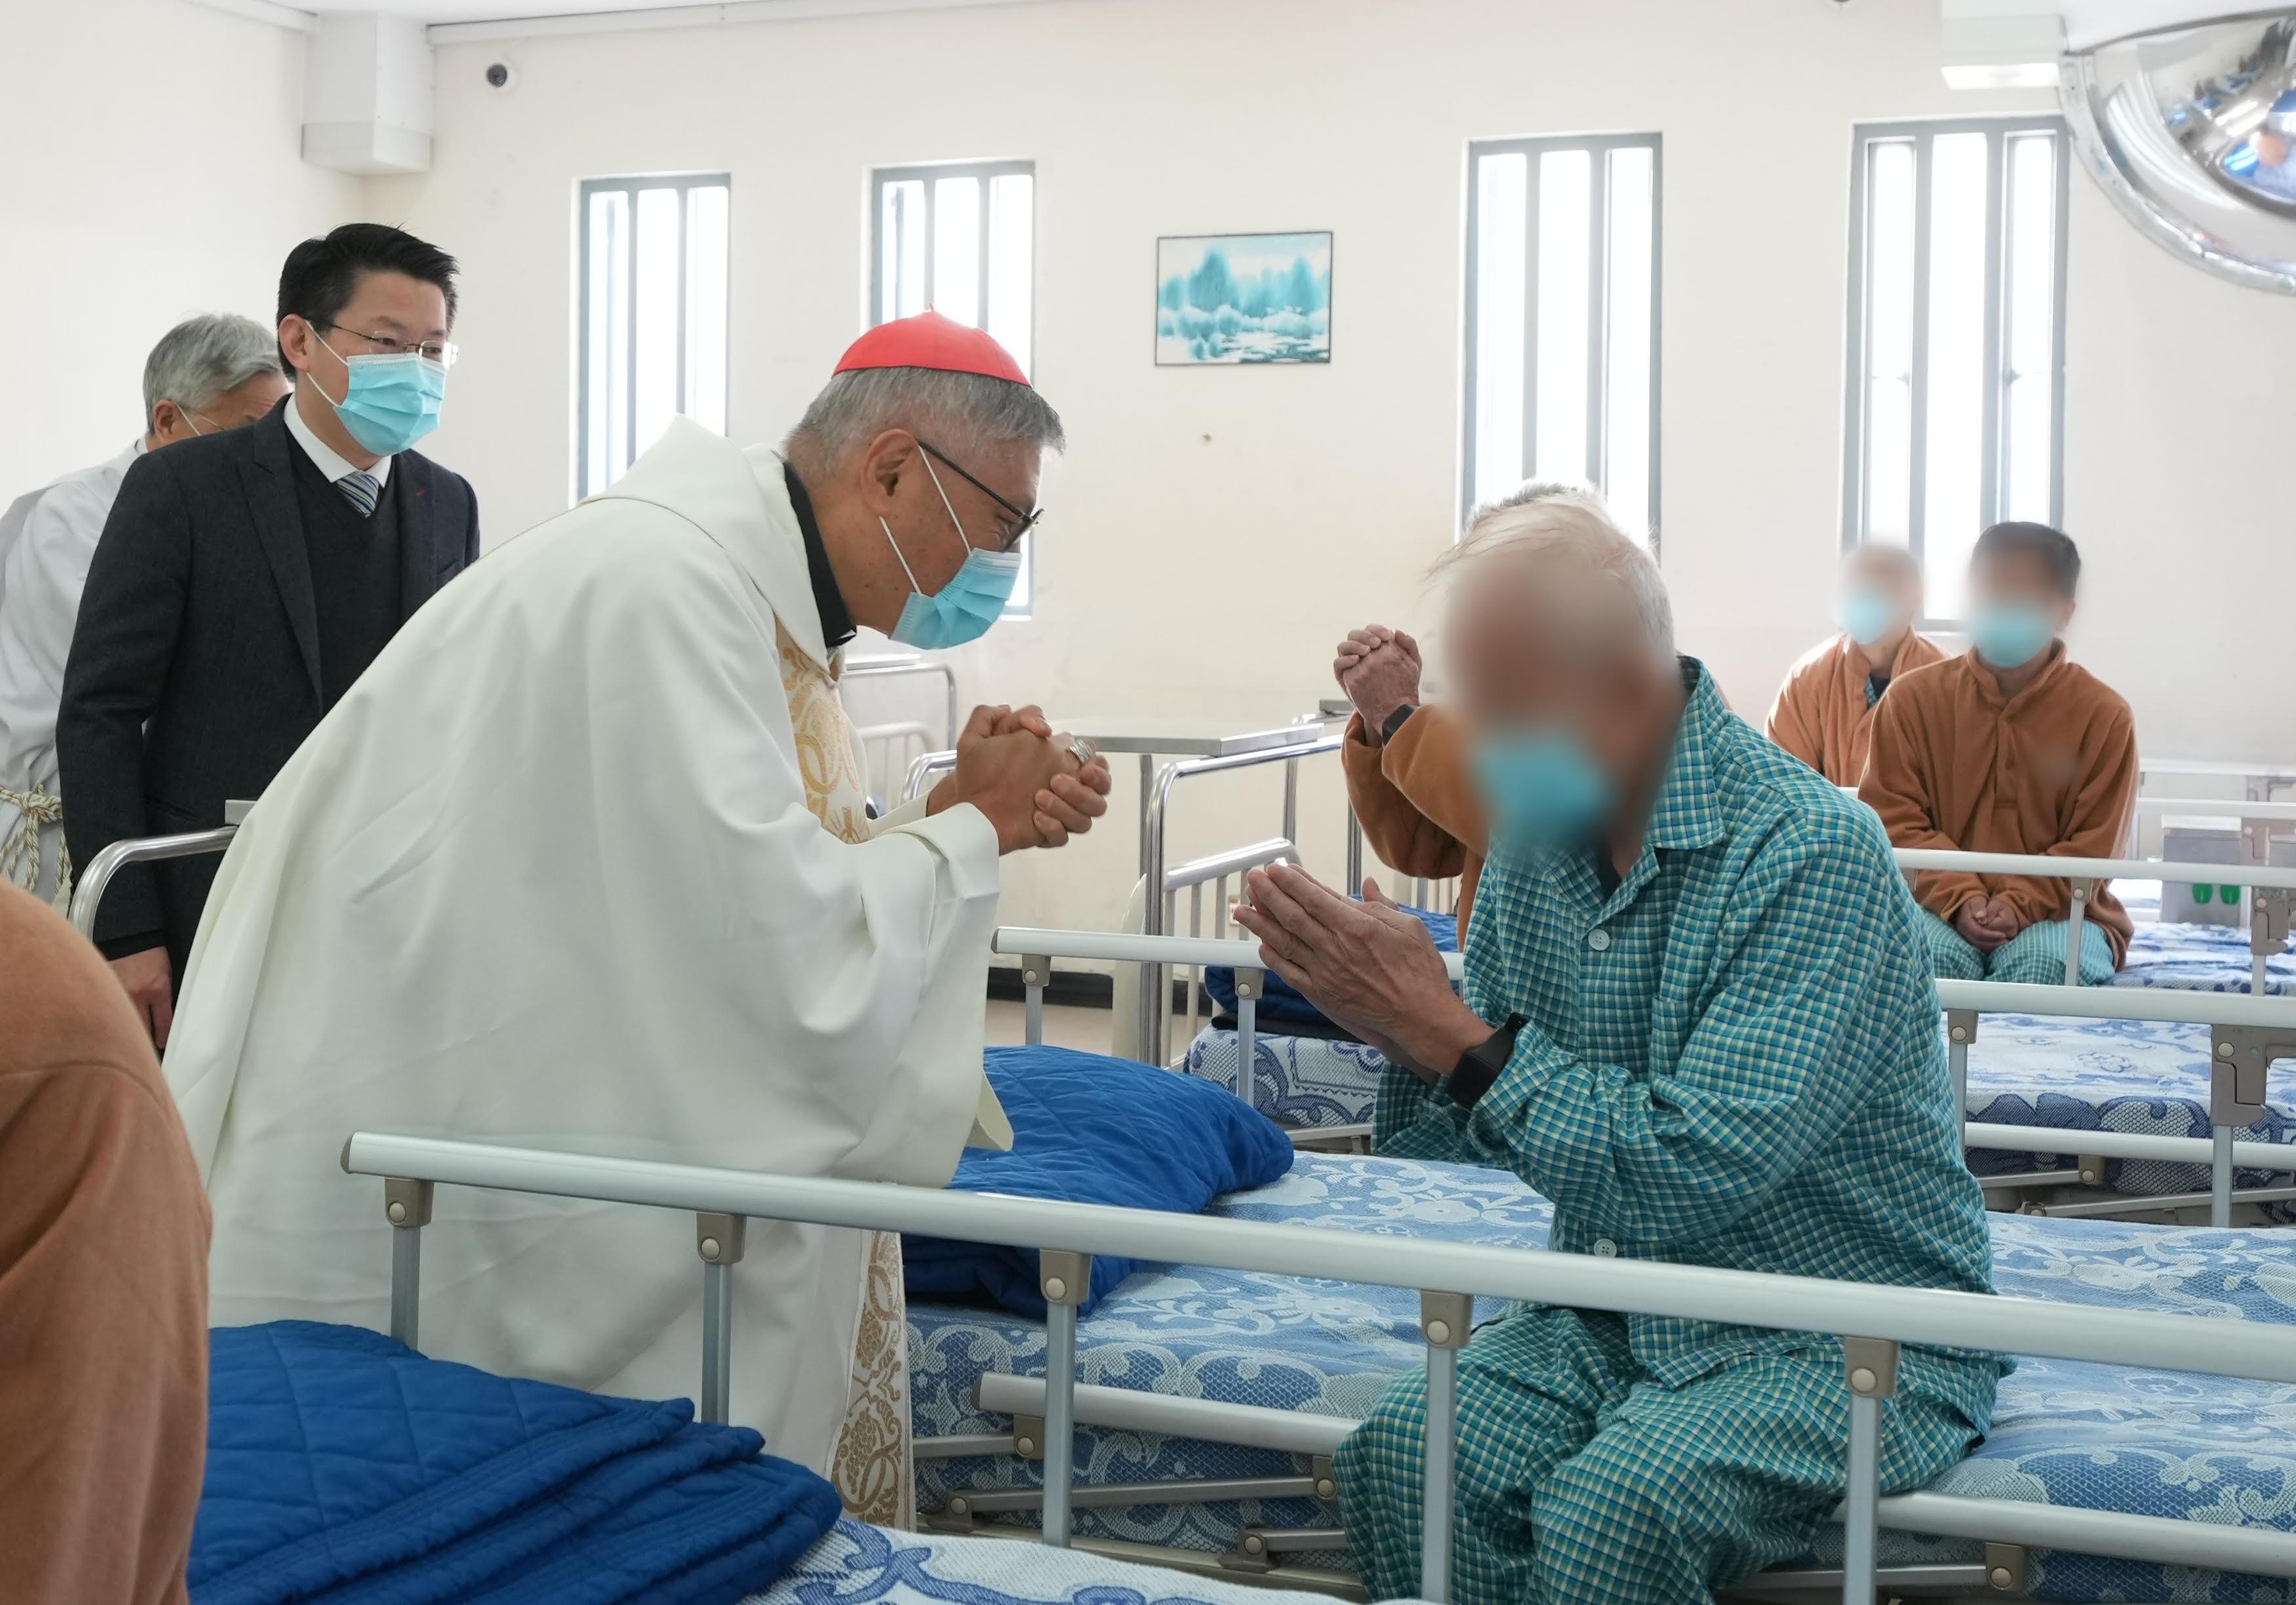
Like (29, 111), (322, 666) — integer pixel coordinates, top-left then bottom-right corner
(1204, 903), (1459, 1029)
(904, 1046), (1294, 1317)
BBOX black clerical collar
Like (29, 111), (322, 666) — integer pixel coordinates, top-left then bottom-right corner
(783, 462), (856, 651)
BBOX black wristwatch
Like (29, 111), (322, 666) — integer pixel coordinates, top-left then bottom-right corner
(1447, 1013), (1526, 1110)
(1379, 702), (1420, 747)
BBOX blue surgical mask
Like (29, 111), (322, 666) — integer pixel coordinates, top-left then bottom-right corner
(1968, 603), (2055, 671)
(316, 336), (446, 457)
(1835, 588), (1898, 649)
(882, 453), (1021, 650)
(1471, 728), (1615, 850)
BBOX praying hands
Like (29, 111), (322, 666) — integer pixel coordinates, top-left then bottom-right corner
(1231, 862), (1492, 1082)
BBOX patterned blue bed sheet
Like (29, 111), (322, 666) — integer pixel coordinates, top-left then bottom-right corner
(2093, 875), (2296, 995)
(1966, 1012), (2296, 1203)
(911, 1155), (1545, 1557)
(1186, 1011), (2296, 1204)
(748, 1518), (1358, 1605)
(911, 1155), (2296, 1600)
(1179, 1026), (1385, 1130)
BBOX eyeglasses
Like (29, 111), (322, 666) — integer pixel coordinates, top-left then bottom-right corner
(314, 321), (460, 369)
(916, 438), (1042, 550)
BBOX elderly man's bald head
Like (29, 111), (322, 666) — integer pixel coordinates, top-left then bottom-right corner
(1435, 489), (1674, 671)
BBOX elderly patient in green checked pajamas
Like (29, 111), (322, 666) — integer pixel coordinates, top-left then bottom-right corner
(1233, 488), (2006, 1605)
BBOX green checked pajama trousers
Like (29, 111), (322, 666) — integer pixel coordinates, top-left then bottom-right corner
(1916, 908), (2116, 987)
(1336, 1306), (1983, 1605)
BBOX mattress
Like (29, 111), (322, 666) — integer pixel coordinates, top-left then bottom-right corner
(1966, 1012), (2296, 1200)
(911, 1153), (2296, 1600)
(1181, 1025), (1385, 1130)
(2114, 917), (2296, 996)
(1187, 1010), (2296, 1202)
(749, 1518), (1361, 1605)
(911, 1153), (1541, 1554)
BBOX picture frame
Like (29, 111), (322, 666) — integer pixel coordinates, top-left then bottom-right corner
(1155, 231), (1333, 365)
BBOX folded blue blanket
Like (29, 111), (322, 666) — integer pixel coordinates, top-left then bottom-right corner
(905, 1046), (1295, 1317)
(1205, 903), (1459, 1029)
(195, 1322), (840, 1605)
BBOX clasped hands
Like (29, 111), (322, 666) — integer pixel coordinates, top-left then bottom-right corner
(929, 704), (1114, 855)
(1332, 624), (1423, 739)
(1954, 894), (2024, 953)
(1231, 862), (1493, 1083)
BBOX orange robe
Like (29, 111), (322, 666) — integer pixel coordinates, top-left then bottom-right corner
(0, 883), (210, 1605)
(1764, 630), (1946, 787)
(1339, 706), (1487, 933)
(1859, 644), (2140, 963)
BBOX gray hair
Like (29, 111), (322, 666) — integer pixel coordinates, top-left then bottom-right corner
(142, 313), (282, 425)
(1431, 485), (1675, 658)
(782, 366), (1065, 473)
(1465, 477), (1583, 526)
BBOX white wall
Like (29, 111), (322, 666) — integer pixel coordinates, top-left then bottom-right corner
(367, 0), (2296, 936)
(30, 0), (2284, 938)
(0, 0), (362, 490)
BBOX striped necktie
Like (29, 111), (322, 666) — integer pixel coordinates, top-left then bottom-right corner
(340, 470), (380, 518)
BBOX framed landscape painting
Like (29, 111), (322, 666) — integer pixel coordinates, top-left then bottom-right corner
(1156, 231), (1332, 365)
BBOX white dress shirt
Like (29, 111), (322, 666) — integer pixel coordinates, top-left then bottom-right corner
(285, 393), (391, 489)
(0, 439), (144, 903)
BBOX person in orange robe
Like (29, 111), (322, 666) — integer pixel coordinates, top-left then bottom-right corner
(0, 882), (210, 1605)
(1860, 523), (2139, 986)
(1766, 544), (1944, 786)
(1334, 622), (1488, 934)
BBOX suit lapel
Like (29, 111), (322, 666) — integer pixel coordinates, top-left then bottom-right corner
(241, 403), (323, 700)
(394, 450), (437, 622)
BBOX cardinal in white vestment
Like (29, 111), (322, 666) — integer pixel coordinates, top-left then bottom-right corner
(161, 313), (1109, 1522)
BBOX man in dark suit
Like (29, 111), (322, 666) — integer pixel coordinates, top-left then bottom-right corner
(59, 224), (479, 1043)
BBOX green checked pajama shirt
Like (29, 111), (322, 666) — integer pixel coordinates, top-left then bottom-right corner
(1337, 664), (2007, 1605)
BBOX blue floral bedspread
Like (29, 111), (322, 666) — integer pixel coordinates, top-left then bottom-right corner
(2114, 918), (2296, 996)
(1966, 1012), (2296, 1203)
(1181, 1026), (1389, 1131)
(1187, 1008), (2296, 1209)
(911, 1154), (2296, 1601)
(745, 1520), (1351, 1605)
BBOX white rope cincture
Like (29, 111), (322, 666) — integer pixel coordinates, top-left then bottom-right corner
(0, 783), (69, 911)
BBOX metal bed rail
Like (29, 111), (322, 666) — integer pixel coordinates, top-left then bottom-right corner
(67, 799), (252, 941)
(1157, 837), (1299, 1079)
(1933, 976), (2296, 1227)
(341, 1130), (2296, 1604)
(1894, 846), (2296, 993)
(996, 928), (2296, 1229)
(839, 654), (959, 759)
(903, 748), (957, 806)
(1141, 736), (1347, 1065)
(968, 1372), (2296, 1590)
(2137, 757), (2296, 803)
(854, 721), (937, 816)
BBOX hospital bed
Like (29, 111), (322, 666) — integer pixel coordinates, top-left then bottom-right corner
(903, 721), (1359, 1069)
(66, 816), (2296, 1598)
(62, 822), (2296, 1229)
(1008, 922), (2296, 1230)
(342, 1123), (2296, 1605)
(1834, 796), (2296, 996)
(2138, 755), (2296, 804)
